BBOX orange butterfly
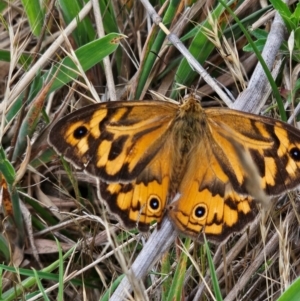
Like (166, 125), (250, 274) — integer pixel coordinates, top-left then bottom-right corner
(49, 95), (300, 242)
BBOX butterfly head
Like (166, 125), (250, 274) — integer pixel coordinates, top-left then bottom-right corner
(181, 93), (201, 105)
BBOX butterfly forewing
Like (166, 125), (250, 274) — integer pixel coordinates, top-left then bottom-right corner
(206, 109), (300, 195)
(49, 101), (177, 182)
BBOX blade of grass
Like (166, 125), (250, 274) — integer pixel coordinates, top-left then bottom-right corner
(100, 275), (125, 301)
(12, 72), (54, 161)
(166, 238), (191, 301)
(204, 236), (223, 301)
(161, 251), (172, 301)
(57, 238), (64, 301)
(33, 269), (51, 301)
(29, 33), (124, 100)
(134, 0), (181, 99)
(277, 277), (300, 301)
(58, 0), (95, 46)
(0, 245), (77, 301)
(0, 235), (10, 262)
(21, 0), (44, 36)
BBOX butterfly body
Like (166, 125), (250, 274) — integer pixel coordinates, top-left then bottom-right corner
(49, 95), (300, 242)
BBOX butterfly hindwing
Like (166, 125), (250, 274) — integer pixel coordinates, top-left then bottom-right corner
(167, 139), (256, 242)
(99, 134), (174, 229)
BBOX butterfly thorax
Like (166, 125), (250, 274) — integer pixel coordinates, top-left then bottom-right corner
(175, 97), (207, 153)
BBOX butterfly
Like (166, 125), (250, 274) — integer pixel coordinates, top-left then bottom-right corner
(48, 95), (300, 242)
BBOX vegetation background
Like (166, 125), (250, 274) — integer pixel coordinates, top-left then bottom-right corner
(0, 0), (299, 300)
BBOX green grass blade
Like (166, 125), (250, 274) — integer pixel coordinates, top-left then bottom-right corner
(21, 0), (44, 36)
(161, 251), (172, 301)
(134, 0), (181, 99)
(166, 238), (191, 301)
(0, 246), (76, 301)
(57, 238), (64, 301)
(33, 269), (51, 301)
(204, 236), (222, 301)
(0, 235), (10, 262)
(58, 0), (95, 46)
(100, 275), (125, 301)
(0, 148), (16, 185)
(30, 33), (124, 99)
(277, 277), (300, 301)
(99, 0), (119, 33)
(269, 0), (294, 32)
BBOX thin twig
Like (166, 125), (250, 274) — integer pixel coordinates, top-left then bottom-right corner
(92, 0), (117, 101)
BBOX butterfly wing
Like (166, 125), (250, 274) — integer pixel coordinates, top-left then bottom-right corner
(99, 135), (174, 230)
(168, 108), (300, 242)
(48, 101), (177, 182)
(49, 101), (177, 230)
(207, 108), (300, 194)
(168, 137), (256, 242)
